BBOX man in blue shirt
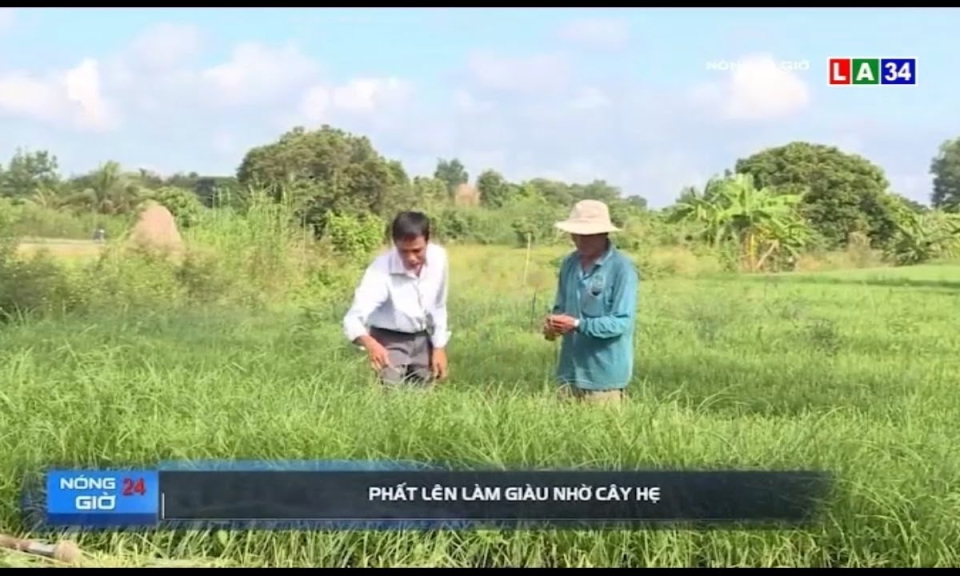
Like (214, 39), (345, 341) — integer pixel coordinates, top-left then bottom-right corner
(543, 200), (640, 405)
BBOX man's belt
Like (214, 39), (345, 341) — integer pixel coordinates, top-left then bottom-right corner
(370, 326), (429, 337)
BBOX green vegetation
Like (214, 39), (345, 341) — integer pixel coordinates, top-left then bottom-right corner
(1, 125), (960, 567)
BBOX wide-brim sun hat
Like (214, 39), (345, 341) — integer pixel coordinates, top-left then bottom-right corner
(554, 199), (621, 235)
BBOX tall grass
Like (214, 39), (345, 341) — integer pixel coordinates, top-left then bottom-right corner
(0, 198), (131, 241)
(1, 192), (364, 320)
(1, 200), (960, 566)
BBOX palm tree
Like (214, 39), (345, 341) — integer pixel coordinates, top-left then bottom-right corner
(27, 185), (62, 209)
(63, 161), (146, 216)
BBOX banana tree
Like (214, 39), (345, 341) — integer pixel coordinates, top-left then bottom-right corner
(667, 178), (734, 247)
(716, 174), (805, 271)
(754, 213), (812, 271)
(884, 210), (960, 265)
(670, 173), (809, 272)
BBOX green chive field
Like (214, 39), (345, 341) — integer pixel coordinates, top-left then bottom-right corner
(2, 221), (960, 566)
(2, 121), (960, 566)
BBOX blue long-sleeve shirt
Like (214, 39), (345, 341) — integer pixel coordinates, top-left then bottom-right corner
(551, 244), (639, 390)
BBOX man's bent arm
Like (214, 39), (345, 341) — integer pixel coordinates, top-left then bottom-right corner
(430, 256), (451, 349)
(551, 258), (569, 314)
(577, 265), (639, 339)
(343, 267), (390, 345)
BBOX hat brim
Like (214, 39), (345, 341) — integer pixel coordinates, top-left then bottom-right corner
(554, 221), (620, 235)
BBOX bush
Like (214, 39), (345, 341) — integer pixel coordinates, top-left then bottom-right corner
(152, 186), (206, 228)
(0, 248), (81, 322)
(0, 197), (130, 240)
(325, 212), (385, 258)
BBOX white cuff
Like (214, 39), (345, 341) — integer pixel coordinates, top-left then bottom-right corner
(343, 319), (369, 343)
(430, 331), (450, 349)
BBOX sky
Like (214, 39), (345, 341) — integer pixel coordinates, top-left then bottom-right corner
(0, 7), (955, 208)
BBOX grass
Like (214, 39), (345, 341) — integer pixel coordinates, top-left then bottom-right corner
(16, 238), (106, 262)
(1, 243), (960, 567)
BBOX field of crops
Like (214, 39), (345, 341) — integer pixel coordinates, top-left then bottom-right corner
(2, 244), (960, 567)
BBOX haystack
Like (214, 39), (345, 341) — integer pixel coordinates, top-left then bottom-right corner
(126, 201), (184, 255)
(454, 183), (480, 206)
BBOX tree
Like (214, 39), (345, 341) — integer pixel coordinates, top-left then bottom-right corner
(718, 174), (808, 271)
(676, 185), (699, 204)
(1, 148), (61, 200)
(930, 137), (960, 212)
(734, 142), (898, 248)
(411, 177), (448, 207)
(135, 168), (165, 189)
(570, 180), (622, 204)
(668, 181), (731, 248)
(433, 158), (468, 197)
(884, 210), (960, 265)
(152, 186), (205, 228)
(62, 161), (147, 215)
(159, 172), (238, 208)
(888, 192), (927, 214)
(476, 169), (511, 208)
(625, 195), (648, 210)
(525, 178), (572, 205)
(668, 173), (811, 271)
(236, 125), (407, 235)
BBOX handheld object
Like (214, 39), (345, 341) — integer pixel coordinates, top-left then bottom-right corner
(0, 533), (82, 564)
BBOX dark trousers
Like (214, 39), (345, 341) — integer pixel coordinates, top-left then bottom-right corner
(370, 327), (434, 387)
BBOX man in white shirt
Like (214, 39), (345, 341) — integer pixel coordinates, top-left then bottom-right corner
(343, 211), (450, 387)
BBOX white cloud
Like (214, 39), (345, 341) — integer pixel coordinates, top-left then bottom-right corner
(0, 74), (62, 124)
(97, 24), (204, 115)
(0, 9), (13, 34)
(569, 86), (610, 110)
(557, 18), (630, 50)
(0, 25), (894, 211)
(201, 42), (319, 106)
(128, 23), (203, 70)
(348, 74), (722, 206)
(299, 77), (413, 122)
(454, 89), (493, 114)
(466, 51), (570, 93)
(0, 58), (117, 132)
(64, 59), (114, 131)
(331, 77), (412, 113)
(691, 54), (811, 121)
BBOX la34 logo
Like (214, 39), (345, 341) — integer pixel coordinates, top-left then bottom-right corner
(828, 58), (916, 85)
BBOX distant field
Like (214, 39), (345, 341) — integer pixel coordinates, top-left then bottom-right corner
(1, 242), (959, 567)
(16, 238), (105, 260)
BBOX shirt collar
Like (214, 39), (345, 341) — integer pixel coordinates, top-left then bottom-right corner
(596, 242), (616, 266)
(389, 244), (429, 276)
(581, 241), (616, 272)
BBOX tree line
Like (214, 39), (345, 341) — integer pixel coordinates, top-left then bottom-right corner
(1, 124), (959, 270)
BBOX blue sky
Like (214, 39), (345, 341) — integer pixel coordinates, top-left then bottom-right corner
(0, 8), (955, 208)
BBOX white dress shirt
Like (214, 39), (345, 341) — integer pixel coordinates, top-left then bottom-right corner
(342, 242), (451, 348)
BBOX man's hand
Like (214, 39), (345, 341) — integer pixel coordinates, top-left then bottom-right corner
(542, 317), (558, 341)
(357, 336), (391, 372)
(431, 348), (448, 380)
(548, 314), (579, 335)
